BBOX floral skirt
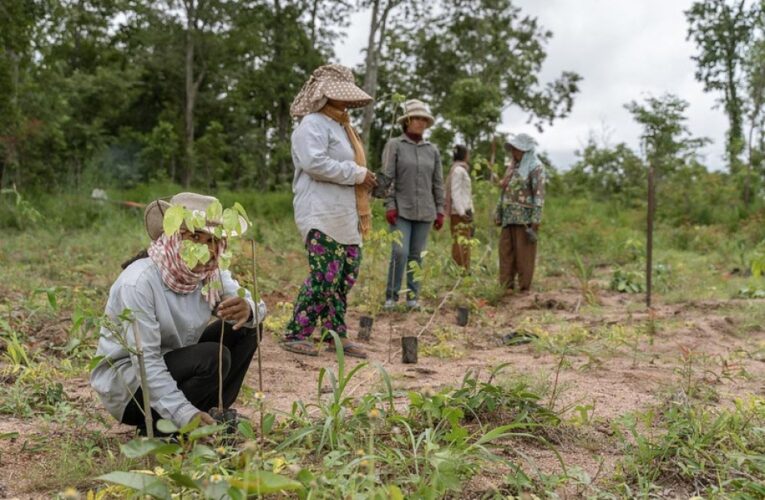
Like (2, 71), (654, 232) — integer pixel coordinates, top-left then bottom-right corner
(285, 229), (361, 341)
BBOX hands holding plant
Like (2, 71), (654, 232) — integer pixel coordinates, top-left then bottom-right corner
(216, 296), (252, 330)
(194, 411), (215, 425)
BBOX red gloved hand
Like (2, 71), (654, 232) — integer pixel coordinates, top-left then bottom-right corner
(434, 213), (445, 231)
(385, 209), (398, 226)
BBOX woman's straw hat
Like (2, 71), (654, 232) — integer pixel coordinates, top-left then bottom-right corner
(290, 65), (373, 118)
(144, 192), (248, 240)
(397, 99), (435, 127)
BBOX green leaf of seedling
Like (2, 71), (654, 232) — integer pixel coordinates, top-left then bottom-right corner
(179, 415), (201, 434)
(188, 443), (218, 461)
(213, 226), (224, 240)
(229, 471), (304, 495)
(156, 419), (178, 434)
(180, 240), (210, 269)
(237, 420), (255, 439)
(168, 472), (199, 490)
(120, 438), (180, 458)
(262, 413), (275, 435)
(233, 202), (250, 225)
(0, 432), (19, 440)
(222, 208), (241, 236)
(237, 287), (247, 299)
(218, 251), (231, 271)
(180, 241), (200, 269)
(88, 355), (105, 371)
(98, 471), (170, 498)
(189, 424), (225, 441)
(184, 209), (206, 233)
(163, 205), (186, 236)
(194, 242), (211, 263)
(206, 200), (223, 220)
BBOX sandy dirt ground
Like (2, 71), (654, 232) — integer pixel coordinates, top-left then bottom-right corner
(1, 288), (764, 498)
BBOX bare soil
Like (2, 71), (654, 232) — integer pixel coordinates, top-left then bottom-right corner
(2, 288), (764, 498)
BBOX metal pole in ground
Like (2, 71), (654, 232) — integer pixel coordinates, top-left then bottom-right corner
(646, 163), (655, 308)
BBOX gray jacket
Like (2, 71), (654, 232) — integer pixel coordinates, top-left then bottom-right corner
(382, 135), (445, 222)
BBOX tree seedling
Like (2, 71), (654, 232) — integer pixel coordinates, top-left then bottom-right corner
(162, 199), (249, 433)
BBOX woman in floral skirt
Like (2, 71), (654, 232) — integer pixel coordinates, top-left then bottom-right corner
(280, 64), (377, 358)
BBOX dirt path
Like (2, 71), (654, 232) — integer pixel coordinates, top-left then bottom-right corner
(2, 289), (764, 497)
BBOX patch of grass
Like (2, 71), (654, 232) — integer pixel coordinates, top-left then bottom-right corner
(24, 430), (135, 495)
(612, 396), (765, 498)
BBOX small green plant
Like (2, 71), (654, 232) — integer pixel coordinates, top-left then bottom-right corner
(572, 252), (599, 305)
(610, 268), (645, 293)
(421, 326), (465, 359)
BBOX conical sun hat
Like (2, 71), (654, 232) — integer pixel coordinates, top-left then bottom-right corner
(290, 64), (373, 118)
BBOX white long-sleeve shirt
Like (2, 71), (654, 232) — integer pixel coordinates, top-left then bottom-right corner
(90, 258), (266, 427)
(449, 163), (474, 216)
(291, 113), (368, 245)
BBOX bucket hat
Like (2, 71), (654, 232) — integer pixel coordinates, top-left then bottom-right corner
(397, 99), (435, 127)
(144, 192), (248, 241)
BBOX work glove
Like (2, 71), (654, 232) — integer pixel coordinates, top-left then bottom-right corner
(433, 213), (445, 231)
(385, 209), (398, 226)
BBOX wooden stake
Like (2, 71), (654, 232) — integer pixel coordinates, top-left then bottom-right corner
(250, 240), (265, 451)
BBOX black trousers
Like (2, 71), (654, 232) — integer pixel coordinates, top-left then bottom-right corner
(121, 320), (260, 432)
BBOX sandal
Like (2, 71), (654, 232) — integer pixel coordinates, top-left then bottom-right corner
(279, 339), (319, 357)
(326, 339), (368, 359)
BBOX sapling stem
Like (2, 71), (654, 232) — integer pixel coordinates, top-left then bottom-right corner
(132, 320), (154, 438)
(218, 274), (226, 413)
(250, 239), (265, 451)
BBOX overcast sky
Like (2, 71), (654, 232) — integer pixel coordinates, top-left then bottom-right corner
(333, 0), (728, 170)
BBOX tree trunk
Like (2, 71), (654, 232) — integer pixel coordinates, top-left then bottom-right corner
(273, 0), (291, 184)
(184, 0), (197, 188)
(360, 0), (382, 144)
(309, 0), (319, 45)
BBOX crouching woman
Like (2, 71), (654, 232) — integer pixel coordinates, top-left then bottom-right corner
(90, 192), (266, 434)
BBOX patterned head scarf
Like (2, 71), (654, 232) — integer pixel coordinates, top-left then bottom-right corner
(507, 133), (541, 179)
(147, 232), (226, 308)
(290, 64), (373, 118)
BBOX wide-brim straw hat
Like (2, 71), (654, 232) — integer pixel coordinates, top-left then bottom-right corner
(144, 192), (248, 241)
(290, 64), (373, 118)
(397, 99), (435, 127)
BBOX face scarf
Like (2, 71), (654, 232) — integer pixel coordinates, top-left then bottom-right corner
(320, 103), (372, 238)
(147, 232), (226, 308)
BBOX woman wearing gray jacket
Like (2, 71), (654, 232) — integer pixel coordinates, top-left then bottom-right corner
(383, 99), (445, 309)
